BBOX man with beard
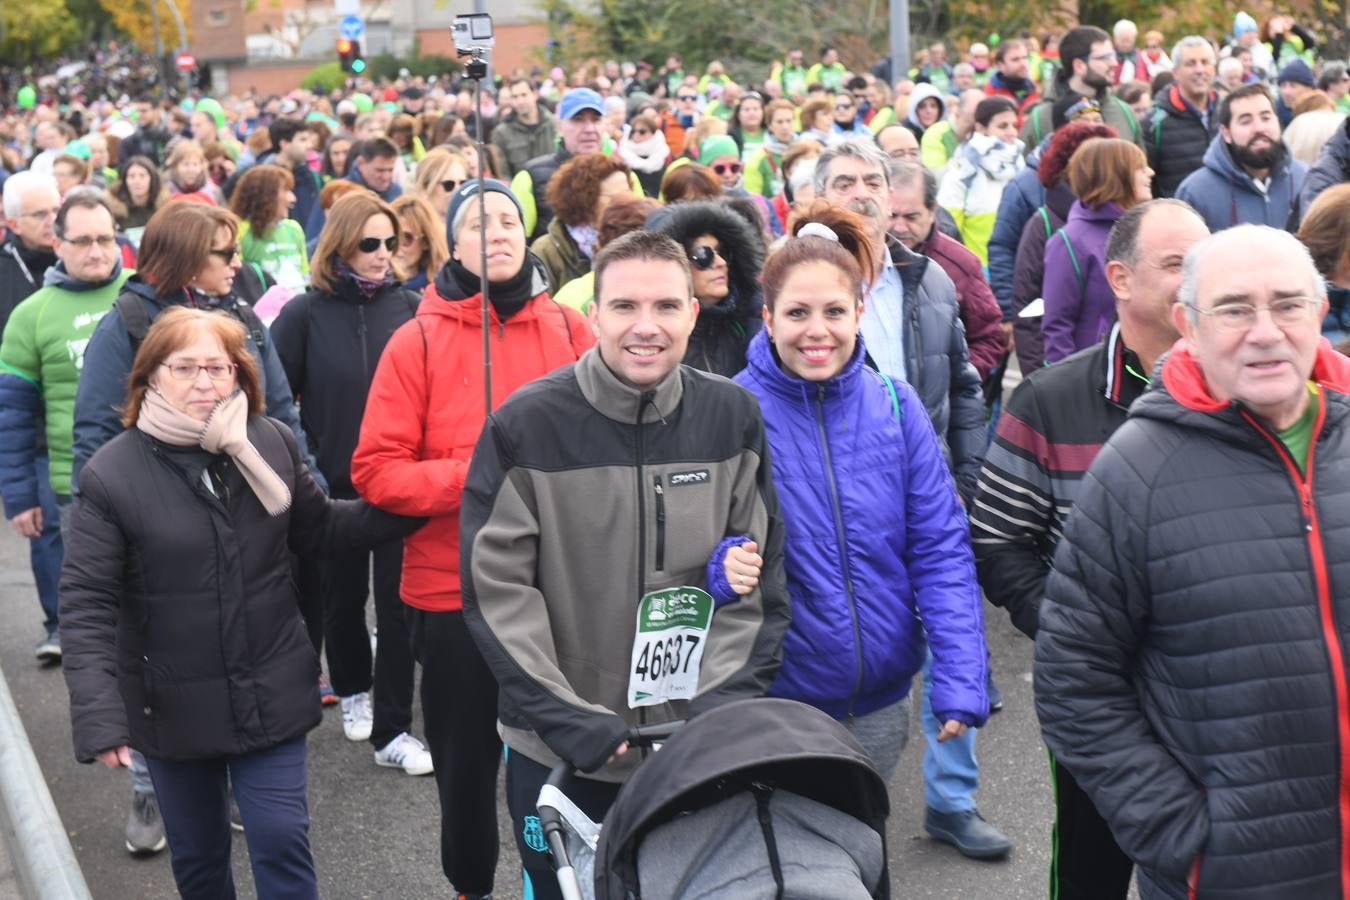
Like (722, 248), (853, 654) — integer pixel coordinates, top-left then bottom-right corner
(1147, 36), (1219, 198)
(1019, 26), (1141, 153)
(1177, 84), (1306, 231)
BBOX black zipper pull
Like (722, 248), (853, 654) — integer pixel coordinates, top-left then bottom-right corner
(654, 475), (666, 572)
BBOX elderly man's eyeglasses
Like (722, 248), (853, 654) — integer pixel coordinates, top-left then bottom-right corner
(160, 362), (236, 381)
(1187, 297), (1320, 332)
(20, 207), (59, 222)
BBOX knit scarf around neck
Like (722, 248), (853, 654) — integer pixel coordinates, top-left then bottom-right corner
(334, 258), (396, 299)
(442, 256), (535, 321)
(762, 133), (792, 159)
(136, 388), (292, 516)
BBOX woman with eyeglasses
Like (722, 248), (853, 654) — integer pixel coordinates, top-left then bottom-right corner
(391, 195), (448, 290)
(63, 306), (418, 900)
(270, 191), (430, 777)
(696, 135), (783, 237)
(617, 111), (671, 197)
(411, 146), (473, 220)
(350, 181), (593, 900)
(230, 164), (310, 294)
(529, 152), (633, 295)
(648, 198), (765, 376)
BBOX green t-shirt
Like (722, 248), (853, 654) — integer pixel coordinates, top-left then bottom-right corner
(1278, 382), (1320, 474)
(239, 219), (310, 293)
(0, 270), (132, 495)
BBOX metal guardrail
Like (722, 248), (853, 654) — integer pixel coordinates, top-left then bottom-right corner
(0, 668), (92, 900)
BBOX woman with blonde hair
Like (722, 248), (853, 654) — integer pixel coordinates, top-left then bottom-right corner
(64, 306), (416, 899)
(1042, 137), (1154, 361)
(164, 139), (223, 205)
(411, 146), (472, 219)
(391, 195), (448, 290)
(681, 115), (728, 160)
(271, 192), (427, 775)
(230, 164), (309, 293)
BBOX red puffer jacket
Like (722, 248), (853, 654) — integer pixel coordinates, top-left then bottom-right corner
(351, 276), (594, 612)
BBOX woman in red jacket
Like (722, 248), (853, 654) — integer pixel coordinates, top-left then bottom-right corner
(351, 181), (592, 900)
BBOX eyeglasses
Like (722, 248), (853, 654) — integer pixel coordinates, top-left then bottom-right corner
(160, 362), (236, 382)
(208, 244), (240, 261)
(678, 94), (698, 102)
(400, 231), (420, 246)
(712, 162), (743, 176)
(357, 236), (398, 253)
(835, 102), (855, 110)
(440, 178), (462, 193)
(1186, 297), (1320, 332)
(62, 235), (117, 249)
(20, 208), (59, 222)
(689, 245), (728, 270)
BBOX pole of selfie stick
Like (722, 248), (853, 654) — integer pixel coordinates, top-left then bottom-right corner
(470, 52), (492, 416)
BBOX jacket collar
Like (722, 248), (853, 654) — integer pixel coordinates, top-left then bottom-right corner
(1098, 323), (1150, 408)
(1168, 84), (1216, 118)
(742, 328), (865, 407)
(1160, 337), (1350, 415)
(575, 344), (684, 424)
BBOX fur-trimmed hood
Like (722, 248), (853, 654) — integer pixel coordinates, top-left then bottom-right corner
(644, 199), (765, 318)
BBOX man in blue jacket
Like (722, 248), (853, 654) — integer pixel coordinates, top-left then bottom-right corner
(1177, 83), (1306, 232)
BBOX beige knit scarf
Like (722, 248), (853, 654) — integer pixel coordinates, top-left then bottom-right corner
(136, 388), (292, 516)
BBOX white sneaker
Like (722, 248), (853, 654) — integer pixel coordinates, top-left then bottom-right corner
(374, 732), (434, 775)
(340, 692), (373, 742)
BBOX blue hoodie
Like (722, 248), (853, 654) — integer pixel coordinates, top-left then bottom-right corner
(724, 330), (988, 724)
(1176, 133), (1306, 232)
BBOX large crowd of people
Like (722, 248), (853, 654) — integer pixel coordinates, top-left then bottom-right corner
(6, 11), (1350, 899)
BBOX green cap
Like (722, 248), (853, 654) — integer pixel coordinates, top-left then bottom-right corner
(196, 97), (226, 130)
(697, 135), (739, 166)
(352, 92), (374, 112)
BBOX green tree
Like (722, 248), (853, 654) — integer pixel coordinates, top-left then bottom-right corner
(0, 0), (80, 60)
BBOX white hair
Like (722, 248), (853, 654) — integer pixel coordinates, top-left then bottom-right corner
(1114, 19), (1138, 39)
(1217, 57), (1244, 79)
(1179, 225), (1324, 324)
(604, 96), (627, 116)
(1284, 110), (1346, 165)
(2, 171), (59, 221)
(1172, 35), (1216, 70)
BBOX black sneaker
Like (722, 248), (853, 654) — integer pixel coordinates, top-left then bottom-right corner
(125, 790), (167, 856)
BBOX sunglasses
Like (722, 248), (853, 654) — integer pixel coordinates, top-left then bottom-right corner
(678, 94), (698, 102)
(630, 128), (652, 137)
(358, 236), (398, 253)
(835, 102), (855, 110)
(688, 245), (728, 270)
(712, 162), (743, 176)
(208, 244), (240, 261)
(440, 178), (463, 193)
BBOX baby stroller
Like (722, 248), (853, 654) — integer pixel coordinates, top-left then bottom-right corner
(537, 697), (890, 899)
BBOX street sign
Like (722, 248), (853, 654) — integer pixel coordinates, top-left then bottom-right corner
(339, 15), (365, 41)
(175, 52), (196, 71)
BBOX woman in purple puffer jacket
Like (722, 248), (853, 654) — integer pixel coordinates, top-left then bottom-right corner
(1041, 138), (1153, 363)
(707, 205), (988, 779)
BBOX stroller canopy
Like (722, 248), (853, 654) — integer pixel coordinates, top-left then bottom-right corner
(595, 698), (890, 899)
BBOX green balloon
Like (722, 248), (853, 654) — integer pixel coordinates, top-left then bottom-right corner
(17, 84), (36, 110)
(196, 97), (226, 130)
(352, 92), (374, 112)
(989, 33), (1001, 47)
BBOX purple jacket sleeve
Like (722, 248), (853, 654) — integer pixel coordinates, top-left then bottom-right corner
(896, 380), (988, 727)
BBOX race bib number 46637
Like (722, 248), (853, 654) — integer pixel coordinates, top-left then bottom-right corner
(627, 586), (713, 708)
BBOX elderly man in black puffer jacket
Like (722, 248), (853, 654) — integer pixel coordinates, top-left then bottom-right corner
(1036, 224), (1350, 899)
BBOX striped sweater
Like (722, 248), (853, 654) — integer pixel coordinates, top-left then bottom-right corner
(968, 324), (1147, 636)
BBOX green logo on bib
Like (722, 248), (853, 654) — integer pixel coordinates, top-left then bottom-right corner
(639, 587), (713, 631)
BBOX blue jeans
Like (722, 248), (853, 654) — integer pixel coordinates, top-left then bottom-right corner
(145, 737), (318, 900)
(920, 647), (979, 813)
(30, 456), (62, 634)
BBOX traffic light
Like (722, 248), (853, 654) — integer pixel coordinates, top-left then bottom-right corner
(337, 39), (365, 74)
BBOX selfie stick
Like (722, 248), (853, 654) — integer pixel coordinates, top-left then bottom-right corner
(456, 15), (493, 415)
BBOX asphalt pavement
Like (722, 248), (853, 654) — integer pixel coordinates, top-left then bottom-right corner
(0, 520), (1135, 899)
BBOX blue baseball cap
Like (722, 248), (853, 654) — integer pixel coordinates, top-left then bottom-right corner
(558, 88), (604, 120)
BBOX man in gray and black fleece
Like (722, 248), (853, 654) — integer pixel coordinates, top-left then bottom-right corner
(460, 230), (790, 900)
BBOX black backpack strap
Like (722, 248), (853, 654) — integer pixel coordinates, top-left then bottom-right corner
(231, 296), (269, 357)
(115, 292), (152, 353)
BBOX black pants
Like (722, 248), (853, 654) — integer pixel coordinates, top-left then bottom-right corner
(322, 542), (413, 749)
(408, 608), (502, 895)
(505, 749), (622, 900)
(1049, 750), (1133, 900)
